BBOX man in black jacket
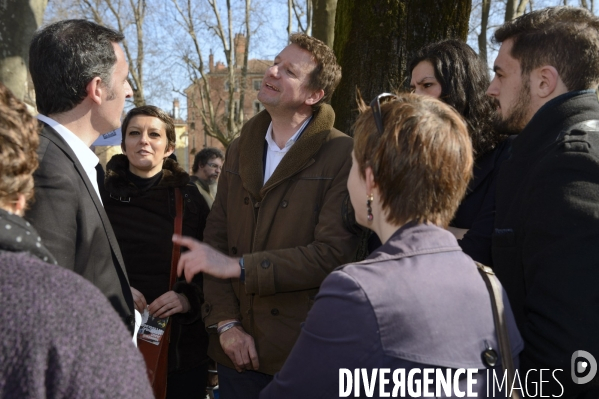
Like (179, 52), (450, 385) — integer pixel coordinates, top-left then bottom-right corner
(487, 7), (599, 398)
(25, 20), (135, 330)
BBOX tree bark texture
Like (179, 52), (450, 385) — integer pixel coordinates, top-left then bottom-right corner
(312, 0), (337, 47)
(0, 0), (47, 101)
(331, 0), (472, 134)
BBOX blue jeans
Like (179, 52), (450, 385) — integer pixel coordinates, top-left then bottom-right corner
(217, 363), (273, 399)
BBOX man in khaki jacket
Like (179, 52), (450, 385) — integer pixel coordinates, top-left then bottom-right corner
(173, 33), (358, 398)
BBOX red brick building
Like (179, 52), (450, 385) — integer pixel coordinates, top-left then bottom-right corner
(185, 34), (270, 156)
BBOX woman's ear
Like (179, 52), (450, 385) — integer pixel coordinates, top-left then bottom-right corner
(165, 145), (175, 159)
(364, 166), (376, 193)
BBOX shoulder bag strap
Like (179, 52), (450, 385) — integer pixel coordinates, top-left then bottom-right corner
(476, 262), (521, 399)
(169, 187), (183, 290)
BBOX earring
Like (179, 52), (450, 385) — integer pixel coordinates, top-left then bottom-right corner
(366, 193), (374, 222)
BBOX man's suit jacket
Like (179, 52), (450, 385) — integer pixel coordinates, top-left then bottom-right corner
(25, 124), (134, 329)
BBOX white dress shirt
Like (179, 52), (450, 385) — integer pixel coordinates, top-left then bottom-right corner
(263, 116), (312, 184)
(37, 114), (103, 204)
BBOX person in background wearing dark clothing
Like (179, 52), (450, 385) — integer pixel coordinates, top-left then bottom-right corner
(0, 82), (153, 399)
(25, 19), (135, 329)
(190, 147), (224, 209)
(407, 39), (510, 265)
(487, 7), (599, 398)
(100, 105), (211, 398)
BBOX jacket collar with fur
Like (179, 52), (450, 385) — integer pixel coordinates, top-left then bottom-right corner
(239, 103), (336, 201)
(104, 154), (190, 198)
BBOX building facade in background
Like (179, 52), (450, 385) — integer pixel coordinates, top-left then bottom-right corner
(185, 34), (270, 157)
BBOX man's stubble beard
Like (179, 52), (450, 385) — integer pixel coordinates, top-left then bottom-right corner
(493, 79), (532, 136)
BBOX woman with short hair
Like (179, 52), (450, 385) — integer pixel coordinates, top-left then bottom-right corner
(101, 105), (210, 398)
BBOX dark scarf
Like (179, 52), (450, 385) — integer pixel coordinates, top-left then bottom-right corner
(0, 208), (57, 264)
(104, 154), (189, 198)
(125, 169), (163, 192)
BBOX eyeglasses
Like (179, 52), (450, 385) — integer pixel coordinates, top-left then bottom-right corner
(370, 93), (399, 135)
(206, 163), (222, 170)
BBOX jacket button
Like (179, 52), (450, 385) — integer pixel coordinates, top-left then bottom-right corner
(482, 348), (498, 367)
(254, 202), (260, 208)
(260, 259), (271, 269)
(231, 247), (238, 255)
(271, 308), (279, 316)
(244, 197), (249, 205)
(280, 200), (288, 208)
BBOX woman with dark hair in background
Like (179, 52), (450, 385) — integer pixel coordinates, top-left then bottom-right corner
(0, 83), (153, 398)
(101, 105), (210, 398)
(408, 39), (511, 265)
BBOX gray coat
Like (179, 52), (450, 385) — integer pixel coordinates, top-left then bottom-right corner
(261, 222), (523, 398)
(0, 208), (153, 398)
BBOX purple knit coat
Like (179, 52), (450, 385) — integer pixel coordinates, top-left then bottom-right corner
(0, 209), (154, 398)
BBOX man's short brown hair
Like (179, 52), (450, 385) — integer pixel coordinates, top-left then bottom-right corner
(289, 33), (341, 108)
(353, 93), (473, 227)
(494, 6), (599, 91)
(0, 83), (40, 208)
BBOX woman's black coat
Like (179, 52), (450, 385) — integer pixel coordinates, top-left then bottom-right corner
(101, 154), (210, 373)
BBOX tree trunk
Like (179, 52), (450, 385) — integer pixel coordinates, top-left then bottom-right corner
(505, 0), (516, 21)
(331, 0), (471, 134)
(478, 0), (491, 63)
(0, 0), (47, 101)
(312, 0), (337, 47)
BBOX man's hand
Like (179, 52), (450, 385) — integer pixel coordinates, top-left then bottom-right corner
(148, 291), (190, 318)
(218, 320), (259, 372)
(131, 287), (147, 313)
(173, 234), (241, 282)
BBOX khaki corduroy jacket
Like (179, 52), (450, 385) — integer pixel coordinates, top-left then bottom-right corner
(202, 104), (359, 375)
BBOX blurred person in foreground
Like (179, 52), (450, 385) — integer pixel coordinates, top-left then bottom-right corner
(487, 7), (599, 397)
(0, 82), (153, 398)
(175, 93), (523, 398)
(408, 39), (510, 266)
(25, 19), (135, 330)
(101, 105), (210, 398)
(190, 147), (224, 209)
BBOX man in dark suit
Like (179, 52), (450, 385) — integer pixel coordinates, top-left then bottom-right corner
(25, 20), (135, 330)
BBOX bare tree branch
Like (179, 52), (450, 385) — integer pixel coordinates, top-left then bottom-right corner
(288, 0), (292, 37)
(505, 0), (515, 21)
(478, 0), (491, 63)
(515, 0), (528, 17)
(172, 0), (251, 148)
(79, 0), (146, 106)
